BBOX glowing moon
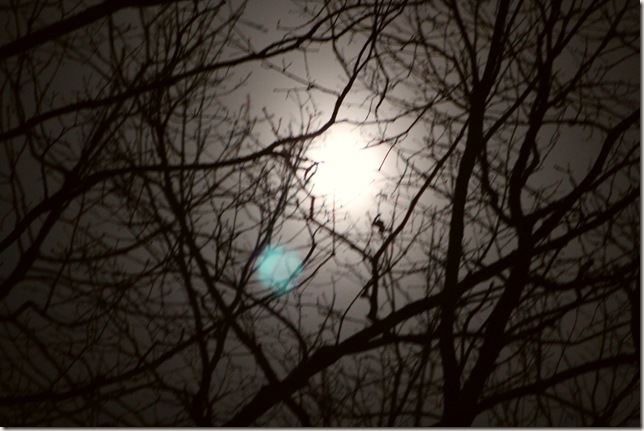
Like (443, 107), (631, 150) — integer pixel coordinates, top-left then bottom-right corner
(308, 126), (376, 204)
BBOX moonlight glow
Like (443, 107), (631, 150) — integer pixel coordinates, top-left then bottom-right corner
(308, 126), (376, 204)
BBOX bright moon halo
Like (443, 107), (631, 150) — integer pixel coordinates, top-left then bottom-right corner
(308, 126), (376, 204)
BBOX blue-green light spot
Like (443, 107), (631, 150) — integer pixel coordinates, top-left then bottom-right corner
(256, 246), (302, 292)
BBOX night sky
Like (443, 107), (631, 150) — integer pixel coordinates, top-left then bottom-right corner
(0, 0), (640, 426)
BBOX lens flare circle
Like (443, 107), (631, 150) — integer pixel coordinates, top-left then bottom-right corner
(256, 246), (301, 292)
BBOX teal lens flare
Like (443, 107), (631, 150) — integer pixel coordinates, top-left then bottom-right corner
(256, 246), (301, 292)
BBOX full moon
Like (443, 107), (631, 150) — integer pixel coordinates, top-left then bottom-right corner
(308, 125), (377, 205)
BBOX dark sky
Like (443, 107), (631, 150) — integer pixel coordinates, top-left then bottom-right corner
(0, 0), (639, 426)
